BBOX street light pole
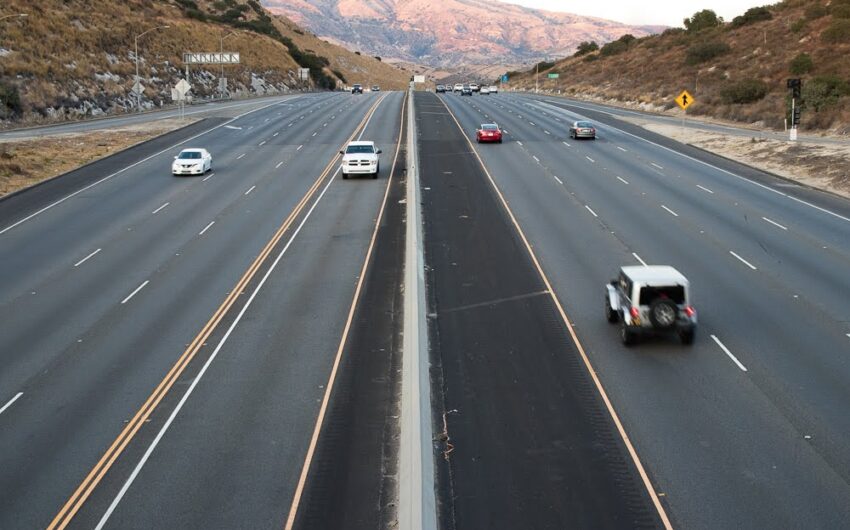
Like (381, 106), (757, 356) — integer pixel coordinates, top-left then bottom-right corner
(133, 25), (170, 111)
(220, 30), (236, 99)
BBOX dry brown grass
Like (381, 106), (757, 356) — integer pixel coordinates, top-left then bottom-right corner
(0, 119), (196, 196)
(509, 0), (850, 133)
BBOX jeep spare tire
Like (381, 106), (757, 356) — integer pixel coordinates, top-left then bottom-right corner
(649, 299), (677, 329)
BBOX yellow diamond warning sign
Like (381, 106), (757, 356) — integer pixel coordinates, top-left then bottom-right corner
(675, 90), (695, 110)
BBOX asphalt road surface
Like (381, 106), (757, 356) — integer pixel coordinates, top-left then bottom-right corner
(0, 90), (406, 529)
(435, 90), (850, 529)
(2, 87), (850, 530)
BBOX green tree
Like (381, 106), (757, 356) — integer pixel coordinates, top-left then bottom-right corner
(802, 75), (850, 111)
(684, 9), (723, 32)
(574, 41), (599, 57)
(789, 53), (813, 75)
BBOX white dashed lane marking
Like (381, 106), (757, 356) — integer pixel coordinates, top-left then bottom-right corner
(585, 205), (598, 218)
(762, 217), (788, 231)
(729, 251), (758, 270)
(632, 253), (648, 266)
(152, 202), (169, 214)
(236, 153), (246, 160)
(711, 335), (748, 372)
(74, 248), (101, 267)
(617, 176), (629, 185)
(121, 281), (149, 305)
(245, 186), (256, 195)
(697, 185), (714, 194)
(661, 205), (679, 217)
(0, 392), (24, 416)
(199, 221), (215, 236)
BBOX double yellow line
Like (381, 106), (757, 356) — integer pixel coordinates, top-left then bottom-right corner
(47, 94), (388, 530)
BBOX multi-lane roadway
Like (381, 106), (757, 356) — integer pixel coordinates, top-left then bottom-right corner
(1, 87), (849, 529)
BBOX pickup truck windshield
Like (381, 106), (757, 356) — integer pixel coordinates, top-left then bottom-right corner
(346, 145), (374, 154)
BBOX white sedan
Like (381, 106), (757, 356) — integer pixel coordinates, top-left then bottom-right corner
(172, 148), (212, 176)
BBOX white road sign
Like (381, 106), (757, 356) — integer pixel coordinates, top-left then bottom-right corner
(413, 75), (426, 83)
(183, 52), (240, 65)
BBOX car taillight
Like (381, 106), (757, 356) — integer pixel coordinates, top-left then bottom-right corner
(630, 307), (640, 319)
(684, 306), (696, 318)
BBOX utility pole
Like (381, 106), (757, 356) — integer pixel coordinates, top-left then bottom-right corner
(220, 30), (236, 99)
(134, 25), (170, 112)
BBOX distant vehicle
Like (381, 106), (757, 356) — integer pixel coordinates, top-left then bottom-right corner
(476, 123), (502, 143)
(569, 120), (596, 139)
(605, 265), (697, 346)
(461, 85), (473, 96)
(489, 85), (499, 93)
(340, 140), (382, 179)
(480, 87), (490, 95)
(436, 84), (446, 93)
(172, 148), (211, 176)
(453, 83), (464, 93)
(470, 83), (480, 92)
(371, 85), (381, 92)
(351, 84), (363, 94)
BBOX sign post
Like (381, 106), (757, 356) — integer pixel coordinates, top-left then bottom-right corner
(675, 90), (695, 134)
(787, 78), (802, 142)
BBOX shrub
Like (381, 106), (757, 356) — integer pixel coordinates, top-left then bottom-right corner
(600, 34), (635, 56)
(684, 9), (723, 32)
(832, 5), (850, 18)
(573, 41), (599, 56)
(790, 18), (807, 33)
(720, 79), (769, 103)
(789, 52), (813, 75)
(354, 51), (361, 55)
(802, 75), (850, 111)
(535, 60), (555, 70)
(731, 6), (773, 28)
(822, 19), (850, 43)
(805, 4), (829, 20)
(582, 54), (599, 62)
(0, 83), (22, 117)
(374, 56), (381, 61)
(685, 41), (731, 65)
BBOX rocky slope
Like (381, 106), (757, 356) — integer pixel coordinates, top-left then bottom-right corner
(262, 0), (664, 67)
(0, 0), (407, 125)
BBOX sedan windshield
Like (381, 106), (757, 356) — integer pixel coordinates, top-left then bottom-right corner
(576, 122), (594, 128)
(178, 151), (203, 159)
(346, 145), (375, 154)
(481, 124), (499, 131)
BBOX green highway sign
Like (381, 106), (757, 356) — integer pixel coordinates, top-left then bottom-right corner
(547, 73), (559, 79)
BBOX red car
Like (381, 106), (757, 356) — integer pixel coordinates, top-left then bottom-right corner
(476, 123), (503, 143)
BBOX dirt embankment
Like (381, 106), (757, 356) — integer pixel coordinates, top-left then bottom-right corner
(0, 119), (196, 197)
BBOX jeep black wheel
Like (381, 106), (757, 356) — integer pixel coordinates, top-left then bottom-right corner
(649, 299), (677, 329)
(621, 323), (637, 346)
(605, 297), (618, 323)
(680, 328), (695, 345)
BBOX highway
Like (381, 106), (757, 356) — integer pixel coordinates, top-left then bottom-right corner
(0, 90), (407, 529)
(431, 90), (850, 529)
(1, 86), (849, 530)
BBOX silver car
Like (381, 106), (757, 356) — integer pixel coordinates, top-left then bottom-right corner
(569, 120), (596, 139)
(605, 265), (697, 345)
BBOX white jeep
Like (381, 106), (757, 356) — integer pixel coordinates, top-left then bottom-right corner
(605, 265), (697, 346)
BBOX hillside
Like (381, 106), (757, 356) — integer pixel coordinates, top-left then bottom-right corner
(262, 0), (664, 67)
(508, 0), (850, 132)
(0, 0), (406, 125)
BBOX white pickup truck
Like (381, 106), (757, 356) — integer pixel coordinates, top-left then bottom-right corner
(339, 141), (382, 179)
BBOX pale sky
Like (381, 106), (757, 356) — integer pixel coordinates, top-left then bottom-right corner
(499, 0), (768, 27)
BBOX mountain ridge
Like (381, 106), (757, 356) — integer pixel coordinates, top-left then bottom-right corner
(262, 0), (664, 67)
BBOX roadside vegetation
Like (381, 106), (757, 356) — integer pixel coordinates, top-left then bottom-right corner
(509, 0), (850, 132)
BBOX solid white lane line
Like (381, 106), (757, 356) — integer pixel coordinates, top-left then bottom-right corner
(585, 205), (598, 218)
(276, 162), (284, 169)
(517, 141), (523, 146)
(617, 176), (629, 185)
(245, 186), (256, 195)
(0, 392), (23, 416)
(617, 146), (628, 152)
(697, 184), (714, 194)
(532, 155), (540, 163)
(633, 252), (648, 266)
(199, 221), (215, 236)
(121, 280), (149, 305)
(202, 173), (214, 182)
(259, 141), (266, 146)
(762, 217), (788, 231)
(94, 165), (342, 530)
(661, 205), (679, 217)
(554, 176), (563, 184)
(236, 153), (246, 160)
(651, 162), (664, 170)
(711, 335), (748, 372)
(729, 250), (758, 270)
(586, 156), (595, 163)
(297, 145), (303, 151)
(151, 202), (170, 214)
(74, 248), (102, 267)
(563, 141), (571, 147)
